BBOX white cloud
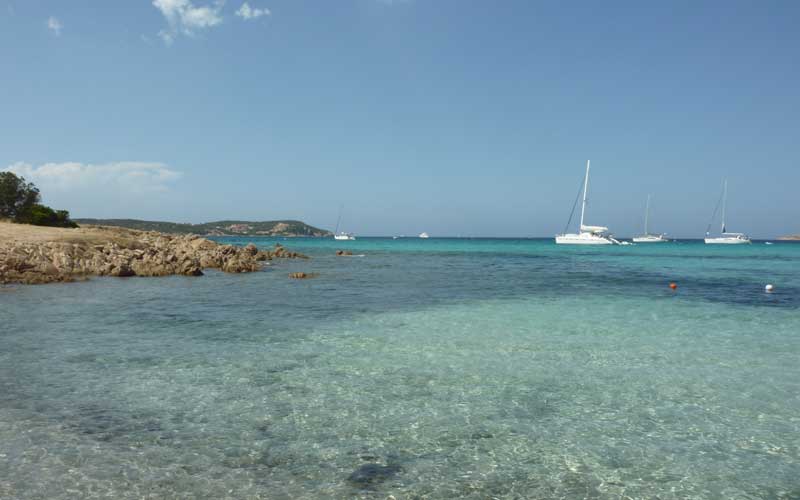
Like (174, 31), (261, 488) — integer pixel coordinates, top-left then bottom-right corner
(158, 30), (175, 45)
(3, 162), (185, 218)
(46, 16), (62, 36)
(153, 0), (224, 44)
(236, 2), (270, 20)
(5, 162), (181, 194)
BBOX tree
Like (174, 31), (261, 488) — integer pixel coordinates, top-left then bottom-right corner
(0, 172), (77, 228)
(0, 171), (40, 220)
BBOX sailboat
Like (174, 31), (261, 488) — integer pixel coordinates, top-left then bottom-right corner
(632, 194), (668, 243)
(555, 160), (618, 245)
(704, 180), (750, 244)
(333, 205), (356, 240)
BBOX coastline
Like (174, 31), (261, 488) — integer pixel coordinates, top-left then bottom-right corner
(0, 221), (306, 285)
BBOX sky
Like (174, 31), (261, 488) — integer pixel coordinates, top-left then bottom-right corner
(1, 0), (798, 238)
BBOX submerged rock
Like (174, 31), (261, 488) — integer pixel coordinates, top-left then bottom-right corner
(288, 272), (318, 279)
(336, 250), (353, 256)
(347, 463), (402, 487)
(470, 431), (494, 440)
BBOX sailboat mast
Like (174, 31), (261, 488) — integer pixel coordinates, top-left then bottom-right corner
(644, 194), (650, 235)
(721, 180), (727, 234)
(579, 160), (590, 229)
(334, 205), (343, 234)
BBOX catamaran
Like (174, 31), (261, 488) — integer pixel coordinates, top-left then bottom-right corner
(555, 160), (618, 245)
(632, 194), (668, 243)
(704, 180), (750, 244)
(333, 205), (356, 240)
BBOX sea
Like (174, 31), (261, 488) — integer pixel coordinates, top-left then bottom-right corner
(1, 238), (799, 499)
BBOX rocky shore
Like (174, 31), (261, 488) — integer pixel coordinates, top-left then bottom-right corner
(0, 222), (307, 285)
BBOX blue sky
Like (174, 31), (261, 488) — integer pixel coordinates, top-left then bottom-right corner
(1, 1), (798, 237)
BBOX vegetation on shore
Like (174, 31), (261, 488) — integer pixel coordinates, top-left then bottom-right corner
(0, 172), (77, 228)
(73, 218), (331, 237)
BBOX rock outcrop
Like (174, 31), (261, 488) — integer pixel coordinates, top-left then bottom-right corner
(270, 243), (308, 260)
(0, 224), (308, 285)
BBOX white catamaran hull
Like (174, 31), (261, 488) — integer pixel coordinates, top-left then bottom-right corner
(334, 233), (356, 240)
(555, 233), (615, 245)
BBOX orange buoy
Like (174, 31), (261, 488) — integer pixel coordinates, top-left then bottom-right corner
(669, 283), (677, 290)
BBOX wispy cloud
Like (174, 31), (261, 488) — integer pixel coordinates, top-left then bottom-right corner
(46, 16), (62, 36)
(235, 2), (270, 20)
(153, 0), (225, 44)
(5, 162), (182, 194)
(3, 161), (184, 217)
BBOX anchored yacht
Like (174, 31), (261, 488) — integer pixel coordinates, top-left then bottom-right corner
(333, 205), (356, 240)
(704, 180), (750, 244)
(632, 194), (668, 243)
(555, 160), (618, 245)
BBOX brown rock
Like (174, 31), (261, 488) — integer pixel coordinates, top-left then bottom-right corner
(289, 272), (318, 279)
(111, 265), (136, 277)
(0, 222), (308, 285)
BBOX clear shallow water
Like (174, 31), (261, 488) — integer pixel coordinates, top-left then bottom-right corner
(1, 238), (799, 499)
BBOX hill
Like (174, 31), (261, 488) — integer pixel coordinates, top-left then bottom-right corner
(73, 219), (331, 237)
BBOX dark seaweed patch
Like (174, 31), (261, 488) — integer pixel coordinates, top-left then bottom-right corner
(347, 463), (402, 487)
(66, 403), (164, 443)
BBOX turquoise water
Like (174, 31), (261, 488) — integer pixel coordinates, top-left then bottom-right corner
(1, 238), (799, 499)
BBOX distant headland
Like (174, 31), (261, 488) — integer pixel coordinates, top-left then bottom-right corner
(778, 234), (800, 241)
(73, 219), (332, 237)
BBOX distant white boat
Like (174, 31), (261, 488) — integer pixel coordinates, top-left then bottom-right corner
(706, 233), (750, 244)
(419, 232), (430, 239)
(704, 180), (750, 244)
(555, 160), (618, 245)
(333, 205), (356, 241)
(632, 194), (668, 243)
(765, 242), (774, 245)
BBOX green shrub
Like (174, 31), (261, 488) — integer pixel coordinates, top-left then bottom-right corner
(17, 204), (78, 228)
